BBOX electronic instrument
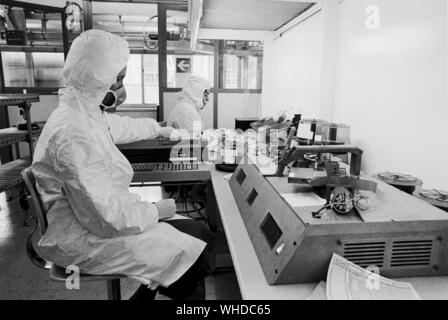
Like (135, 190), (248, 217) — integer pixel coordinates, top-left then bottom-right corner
(374, 172), (423, 195)
(131, 162), (199, 172)
(414, 189), (448, 212)
(229, 157), (448, 285)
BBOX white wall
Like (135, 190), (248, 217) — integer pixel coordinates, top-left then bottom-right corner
(261, 9), (324, 119)
(318, 0), (340, 120)
(217, 93), (261, 129)
(261, 0), (448, 189)
(333, 0), (448, 189)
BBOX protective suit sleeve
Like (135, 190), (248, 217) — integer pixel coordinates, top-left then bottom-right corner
(104, 113), (162, 145)
(154, 199), (176, 220)
(53, 130), (160, 238)
(172, 109), (202, 133)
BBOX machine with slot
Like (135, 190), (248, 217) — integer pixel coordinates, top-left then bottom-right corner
(228, 142), (448, 285)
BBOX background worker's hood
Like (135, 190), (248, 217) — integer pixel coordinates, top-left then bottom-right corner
(177, 76), (210, 111)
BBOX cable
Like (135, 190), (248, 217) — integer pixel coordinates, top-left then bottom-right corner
(175, 198), (206, 221)
(175, 206), (203, 215)
(143, 15), (158, 49)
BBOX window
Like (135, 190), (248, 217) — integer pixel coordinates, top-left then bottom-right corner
(167, 54), (214, 88)
(123, 54), (143, 104)
(143, 55), (159, 104)
(1, 52), (28, 87)
(164, 10), (215, 89)
(90, 2), (160, 105)
(0, 3), (74, 92)
(32, 52), (65, 88)
(191, 55), (214, 86)
(223, 54), (238, 89)
(1, 51), (64, 88)
(122, 53), (159, 105)
(247, 56), (260, 89)
(221, 40), (263, 90)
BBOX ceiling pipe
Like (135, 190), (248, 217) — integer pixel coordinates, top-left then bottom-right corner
(188, 0), (202, 50)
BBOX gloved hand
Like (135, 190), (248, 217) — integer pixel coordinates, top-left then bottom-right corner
(159, 126), (175, 138)
(155, 199), (176, 221)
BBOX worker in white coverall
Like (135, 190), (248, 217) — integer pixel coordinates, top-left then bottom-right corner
(167, 75), (210, 134)
(32, 29), (214, 300)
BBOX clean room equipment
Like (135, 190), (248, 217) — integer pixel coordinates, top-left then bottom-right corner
(229, 150), (448, 285)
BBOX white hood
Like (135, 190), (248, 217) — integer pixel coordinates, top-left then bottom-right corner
(61, 29), (130, 117)
(177, 75), (210, 111)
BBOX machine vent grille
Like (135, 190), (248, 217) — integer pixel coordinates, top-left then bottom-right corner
(391, 240), (433, 267)
(343, 242), (386, 268)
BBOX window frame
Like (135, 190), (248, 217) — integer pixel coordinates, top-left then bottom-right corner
(220, 41), (264, 91)
(118, 51), (160, 109)
(0, 0), (70, 95)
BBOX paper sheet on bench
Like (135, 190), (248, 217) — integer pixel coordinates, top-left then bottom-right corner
(281, 192), (326, 208)
(327, 254), (421, 300)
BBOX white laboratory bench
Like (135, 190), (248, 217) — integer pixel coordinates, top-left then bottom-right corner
(133, 163), (448, 300)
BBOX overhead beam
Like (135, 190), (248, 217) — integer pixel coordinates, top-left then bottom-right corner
(88, 0), (187, 4)
(274, 1), (322, 39)
(198, 29), (274, 42)
(83, 0), (93, 30)
(188, 0), (203, 50)
(0, 0), (63, 13)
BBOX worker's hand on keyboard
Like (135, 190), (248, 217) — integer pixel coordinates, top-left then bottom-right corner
(155, 199), (176, 220)
(159, 126), (175, 139)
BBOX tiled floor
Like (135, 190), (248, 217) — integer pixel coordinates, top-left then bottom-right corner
(0, 191), (241, 300)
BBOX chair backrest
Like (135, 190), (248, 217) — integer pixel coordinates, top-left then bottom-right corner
(22, 167), (50, 269)
(22, 167), (47, 236)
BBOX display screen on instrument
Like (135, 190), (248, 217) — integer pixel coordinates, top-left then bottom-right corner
(260, 213), (283, 249)
(247, 189), (258, 206)
(236, 169), (246, 185)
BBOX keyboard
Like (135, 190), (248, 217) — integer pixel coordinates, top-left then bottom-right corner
(132, 162), (199, 172)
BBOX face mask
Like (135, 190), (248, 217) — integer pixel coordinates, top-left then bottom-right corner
(101, 86), (127, 111)
(201, 90), (210, 110)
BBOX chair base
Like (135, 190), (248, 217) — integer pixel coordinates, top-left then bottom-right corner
(49, 264), (124, 300)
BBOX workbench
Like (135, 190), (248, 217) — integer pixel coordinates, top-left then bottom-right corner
(132, 163), (448, 300)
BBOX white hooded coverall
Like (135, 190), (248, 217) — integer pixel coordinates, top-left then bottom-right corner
(31, 30), (205, 288)
(167, 76), (210, 132)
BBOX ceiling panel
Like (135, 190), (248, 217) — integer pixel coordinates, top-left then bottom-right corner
(200, 0), (315, 31)
(92, 2), (158, 16)
(91, 3), (187, 34)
